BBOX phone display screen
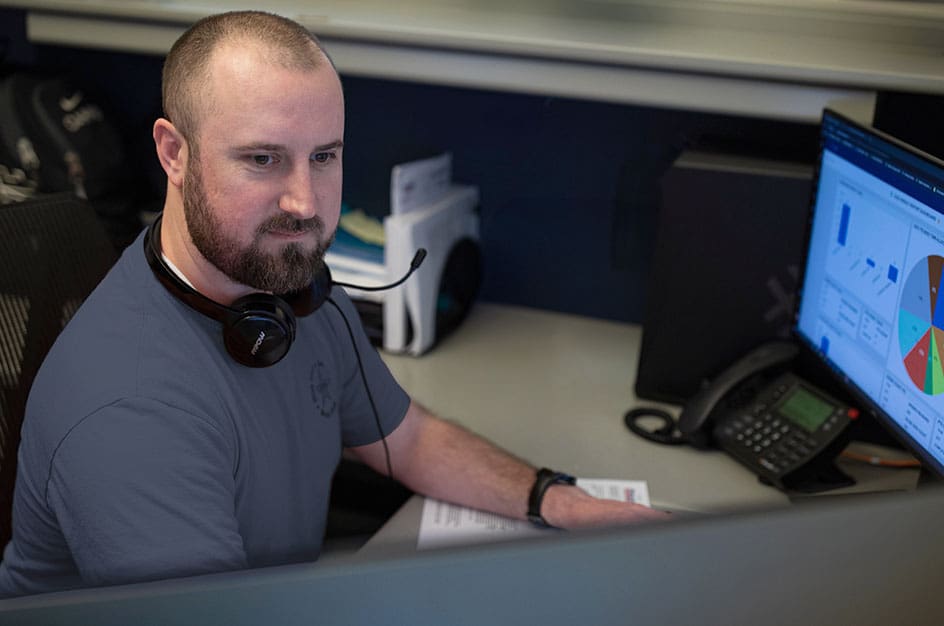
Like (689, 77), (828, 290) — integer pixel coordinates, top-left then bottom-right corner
(777, 386), (835, 432)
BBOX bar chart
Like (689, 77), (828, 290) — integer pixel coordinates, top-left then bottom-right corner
(827, 197), (908, 323)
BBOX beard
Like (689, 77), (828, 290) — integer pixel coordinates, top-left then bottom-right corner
(182, 155), (333, 294)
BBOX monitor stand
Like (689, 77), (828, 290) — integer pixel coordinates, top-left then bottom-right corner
(761, 454), (856, 494)
(786, 442), (922, 503)
(917, 466), (943, 488)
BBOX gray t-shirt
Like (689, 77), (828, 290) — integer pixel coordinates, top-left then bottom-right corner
(0, 229), (409, 597)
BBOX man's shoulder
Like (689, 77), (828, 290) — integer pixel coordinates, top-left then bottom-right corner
(27, 233), (232, 438)
(43, 235), (162, 384)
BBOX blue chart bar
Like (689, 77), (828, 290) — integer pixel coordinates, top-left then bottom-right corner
(889, 265), (899, 282)
(839, 204), (852, 246)
(820, 335), (830, 355)
(838, 203), (851, 245)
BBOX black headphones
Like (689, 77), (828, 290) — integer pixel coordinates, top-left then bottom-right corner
(144, 215), (332, 368)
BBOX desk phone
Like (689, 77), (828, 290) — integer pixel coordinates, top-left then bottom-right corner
(711, 371), (858, 487)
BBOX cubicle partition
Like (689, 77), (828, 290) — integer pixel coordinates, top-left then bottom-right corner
(1, 487), (942, 625)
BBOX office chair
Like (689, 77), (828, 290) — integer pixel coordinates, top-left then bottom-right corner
(0, 193), (118, 551)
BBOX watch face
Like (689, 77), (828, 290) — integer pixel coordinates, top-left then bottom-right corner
(528, 469), (576, 528)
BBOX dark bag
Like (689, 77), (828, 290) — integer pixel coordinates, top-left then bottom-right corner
(0, 72), (130, 206)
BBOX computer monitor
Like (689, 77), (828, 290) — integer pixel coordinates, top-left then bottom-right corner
(795, 108), (944, 478)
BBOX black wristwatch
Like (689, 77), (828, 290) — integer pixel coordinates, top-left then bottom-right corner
(527, 468), (577, 528)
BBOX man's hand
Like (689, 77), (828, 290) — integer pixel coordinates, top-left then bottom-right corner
(540, 484), (672, 529)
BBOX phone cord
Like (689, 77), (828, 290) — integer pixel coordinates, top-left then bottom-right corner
(624, 407), (689, 446)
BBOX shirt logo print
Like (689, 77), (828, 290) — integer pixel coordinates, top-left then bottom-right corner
(309, 360), (337, 418)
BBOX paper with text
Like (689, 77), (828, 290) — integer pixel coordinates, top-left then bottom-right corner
(417, 478), (650, 550)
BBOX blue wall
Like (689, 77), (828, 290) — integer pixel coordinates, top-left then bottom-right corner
(0, 8), (819, 322)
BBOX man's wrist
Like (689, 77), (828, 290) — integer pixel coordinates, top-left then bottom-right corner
(527, 468), (576, 528)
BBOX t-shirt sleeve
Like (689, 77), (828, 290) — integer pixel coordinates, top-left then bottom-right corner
(328, 289), (410, 446)
(46, 398), (248, 587)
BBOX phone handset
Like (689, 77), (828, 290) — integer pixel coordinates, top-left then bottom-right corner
(626, 340), (859, 492)
(677, 341), (799, 448)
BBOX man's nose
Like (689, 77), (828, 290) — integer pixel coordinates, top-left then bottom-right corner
(279, 165), (317, 219)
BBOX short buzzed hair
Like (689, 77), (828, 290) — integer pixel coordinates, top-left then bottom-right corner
(162, 11), (329, 143)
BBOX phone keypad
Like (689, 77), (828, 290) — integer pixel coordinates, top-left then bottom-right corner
(722, 414), (817, 474)
(714, 375), (852, 479)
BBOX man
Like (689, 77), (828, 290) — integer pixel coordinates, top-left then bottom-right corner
(0, 11), (667, 597)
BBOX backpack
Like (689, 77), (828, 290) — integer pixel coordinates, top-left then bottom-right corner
(0, 72), (131, 207)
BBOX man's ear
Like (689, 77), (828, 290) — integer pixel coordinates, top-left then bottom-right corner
(153, 118), (189, 189)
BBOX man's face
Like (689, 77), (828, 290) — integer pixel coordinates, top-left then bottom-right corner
(182, 45), (344, 294)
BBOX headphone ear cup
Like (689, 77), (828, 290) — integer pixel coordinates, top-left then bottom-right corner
(223, 294), (297, 367)
(283, 263), (333, 316)
(311, 263), (332, 311)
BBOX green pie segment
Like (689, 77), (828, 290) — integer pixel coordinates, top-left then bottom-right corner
(899, 255), (944, 395)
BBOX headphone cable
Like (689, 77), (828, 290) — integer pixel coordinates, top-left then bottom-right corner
(326, 296), (394, 480)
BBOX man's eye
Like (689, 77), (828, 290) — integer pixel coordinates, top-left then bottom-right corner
(252, 154), (275, 166)
(312, 152), (336, 164)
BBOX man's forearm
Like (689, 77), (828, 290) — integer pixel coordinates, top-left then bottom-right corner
(385, 403), (537, 521)
(352, 401), (670, 529)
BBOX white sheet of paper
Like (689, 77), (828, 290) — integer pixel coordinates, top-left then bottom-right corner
(417, 478), (650, 550)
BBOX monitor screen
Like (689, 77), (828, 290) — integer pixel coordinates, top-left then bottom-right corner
(795, 109), (944, 477)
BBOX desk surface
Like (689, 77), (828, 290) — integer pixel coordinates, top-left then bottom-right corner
(384, 303), (784, 512)
(8, 0), (944, 121)
(369, 303), (918, 555)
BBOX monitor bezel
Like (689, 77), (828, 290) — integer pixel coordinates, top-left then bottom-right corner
(792, 107), (944, 479)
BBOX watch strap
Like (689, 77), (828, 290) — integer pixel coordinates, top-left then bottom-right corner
(527, 468), (576, 528)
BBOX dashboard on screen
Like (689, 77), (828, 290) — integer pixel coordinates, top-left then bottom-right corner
(795, 109), (944, 477)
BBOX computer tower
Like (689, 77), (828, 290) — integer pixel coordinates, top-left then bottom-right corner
(635, 151), (813, 403)
(873, 91), (944, 161)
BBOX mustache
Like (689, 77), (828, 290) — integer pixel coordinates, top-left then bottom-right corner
(258, 215), (325, 235)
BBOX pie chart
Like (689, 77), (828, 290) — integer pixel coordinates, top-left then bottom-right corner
(899, 255), (944, 395)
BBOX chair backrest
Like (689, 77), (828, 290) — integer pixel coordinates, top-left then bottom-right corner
(0, 193), (118, 550)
